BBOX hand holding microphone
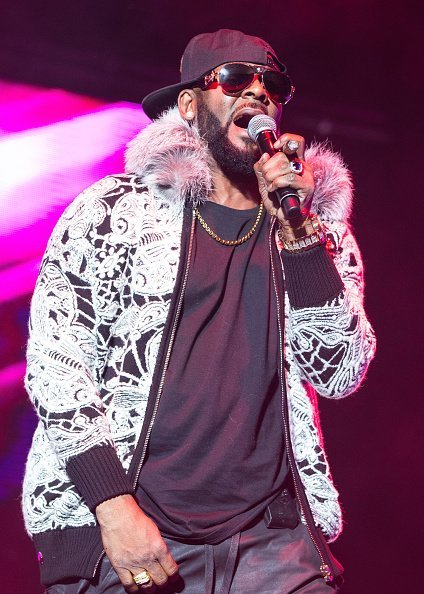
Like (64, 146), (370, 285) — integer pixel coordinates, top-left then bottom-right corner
(248, 115), (314, 224)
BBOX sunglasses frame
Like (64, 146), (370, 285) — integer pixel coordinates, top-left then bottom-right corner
(202, 62), (295, 105)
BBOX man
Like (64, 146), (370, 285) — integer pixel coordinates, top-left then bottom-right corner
(23, 29), (376, 593)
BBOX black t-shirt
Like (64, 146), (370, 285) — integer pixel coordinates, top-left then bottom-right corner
(137, 201), (288, 543)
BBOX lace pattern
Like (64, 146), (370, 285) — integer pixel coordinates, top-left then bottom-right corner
(24, 175), (181, 533)
(23, 179), (376, 541)
(285, 221), (376, 539)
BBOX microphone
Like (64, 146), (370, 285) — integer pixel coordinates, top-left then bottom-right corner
(247, 115), (301, 220)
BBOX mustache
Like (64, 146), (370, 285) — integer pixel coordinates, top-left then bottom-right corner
(231, 101), (268, 120)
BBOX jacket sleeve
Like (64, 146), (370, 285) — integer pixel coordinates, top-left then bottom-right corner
(25, 179), (134, 511)
(283, 221), (376, 399)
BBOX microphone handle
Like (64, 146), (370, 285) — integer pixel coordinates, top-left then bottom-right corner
(256, 130), (302, 220)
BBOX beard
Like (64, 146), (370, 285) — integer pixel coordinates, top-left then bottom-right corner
(196, 102), (260, 178)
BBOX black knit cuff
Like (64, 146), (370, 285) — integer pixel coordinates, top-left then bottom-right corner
(281, 245), (344, 309)
(66, 445), (134, 512)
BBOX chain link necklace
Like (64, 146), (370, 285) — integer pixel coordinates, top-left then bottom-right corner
(194, 201), (264, 246)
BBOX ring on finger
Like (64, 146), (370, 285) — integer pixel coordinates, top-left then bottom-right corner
(133, 570), (152, 586)
(287, 139), (299, 152)
(289, 159), (303, 175)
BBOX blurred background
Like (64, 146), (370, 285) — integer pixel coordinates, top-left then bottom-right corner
(0, 1), (421, 592)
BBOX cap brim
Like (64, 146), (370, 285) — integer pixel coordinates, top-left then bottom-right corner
(142, 79), (199, 120)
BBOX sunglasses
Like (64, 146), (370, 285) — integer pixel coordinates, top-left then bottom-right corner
(202, 63), (295, 105)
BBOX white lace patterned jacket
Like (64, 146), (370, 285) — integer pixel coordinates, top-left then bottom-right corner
(23, 107), (376, 545)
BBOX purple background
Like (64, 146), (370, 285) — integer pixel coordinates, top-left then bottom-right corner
(0, 2), (421, 592)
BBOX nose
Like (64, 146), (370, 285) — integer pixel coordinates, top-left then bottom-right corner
(241, 74), (268, 103)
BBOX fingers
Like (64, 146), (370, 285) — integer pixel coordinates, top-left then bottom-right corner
(111, 544), (178, 593)
(146, 543), (178, 586)
(257, 152), (306, 194)
(118, 568), (144, 593)
(274, 133), (306, 159)
(115, 566), (156, 593)
(263, 158), (293, 192)
(254, 149), (314, 226)
(120, 560), (175, 593)
(253, 153), (272, 204)
(151, 545), (179, 588)
(156, 542), (179, 578)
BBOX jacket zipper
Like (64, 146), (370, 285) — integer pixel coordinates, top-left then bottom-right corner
(92, 211), (196, 578)
(268, 220), (336, 584)
(132, 211), (196, 488)
(92, 213), (337, 581)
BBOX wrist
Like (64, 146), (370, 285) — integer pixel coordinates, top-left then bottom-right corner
(278, 215), (314, 242)
(96, 493), (138, 526)
(278, 213), (327, 253)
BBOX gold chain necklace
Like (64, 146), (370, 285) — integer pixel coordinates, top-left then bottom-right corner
(194, 202), (264, 246)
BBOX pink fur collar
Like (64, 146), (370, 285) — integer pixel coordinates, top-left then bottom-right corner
(125, 107), (353, 222)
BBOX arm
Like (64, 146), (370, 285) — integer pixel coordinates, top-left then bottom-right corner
(25, 178), (178, 589)
(283, 223), (376, 398)
(25, 183), (133, 506)
(254, 135), (376, 398)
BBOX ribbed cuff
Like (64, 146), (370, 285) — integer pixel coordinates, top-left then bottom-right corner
(34, 526), (103, 585)
(66, 445), (134, 512)
(281, 245), (344, 309)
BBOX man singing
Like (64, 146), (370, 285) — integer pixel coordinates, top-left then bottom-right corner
(23, 29), (376, 593)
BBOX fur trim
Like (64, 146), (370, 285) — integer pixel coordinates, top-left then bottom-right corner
(125, 108), (353, 222)
(306, 142), (353, 222)
(125, 107), (212, 206)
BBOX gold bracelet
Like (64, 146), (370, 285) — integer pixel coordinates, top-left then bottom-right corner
(278, 213), (327, 253)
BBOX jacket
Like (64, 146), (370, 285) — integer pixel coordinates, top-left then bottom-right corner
(22, 107), (376, 585)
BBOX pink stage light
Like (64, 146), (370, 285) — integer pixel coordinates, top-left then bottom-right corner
(0, 80), (150, 398)
(0, 101), (149, 238)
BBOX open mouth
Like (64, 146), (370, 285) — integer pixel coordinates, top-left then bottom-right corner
(232, 108), (266, 129)
(233, 112), (255, 129)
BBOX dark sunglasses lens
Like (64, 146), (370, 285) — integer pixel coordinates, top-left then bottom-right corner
(219, 64), (254, 94)
(263, 71), (293, 104)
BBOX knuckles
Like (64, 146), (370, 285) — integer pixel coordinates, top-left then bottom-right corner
(254, 143), (314, 200)
(152, 542), (169, 559)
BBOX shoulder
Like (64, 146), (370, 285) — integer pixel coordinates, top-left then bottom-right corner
(58, 174), (150, 229)
(45, 175), (152, 259)
(66, 174), (147, 212)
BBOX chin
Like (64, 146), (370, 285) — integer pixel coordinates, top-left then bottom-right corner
(197, 104), (259, 176)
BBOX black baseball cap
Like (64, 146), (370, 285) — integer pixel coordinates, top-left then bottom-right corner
(142, 29), (288, 120)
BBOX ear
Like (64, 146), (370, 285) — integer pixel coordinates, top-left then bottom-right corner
(178, 89), (198, 121)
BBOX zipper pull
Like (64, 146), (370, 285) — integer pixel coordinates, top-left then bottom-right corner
(320, 563), (333, 583)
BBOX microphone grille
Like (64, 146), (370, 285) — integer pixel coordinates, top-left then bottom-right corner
(247, 115), (277, 141)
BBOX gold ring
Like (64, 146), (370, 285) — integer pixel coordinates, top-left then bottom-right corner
(133, 570), (151, 586)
